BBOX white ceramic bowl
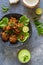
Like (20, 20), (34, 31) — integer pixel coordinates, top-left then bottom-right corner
(23, 0), (40, 8)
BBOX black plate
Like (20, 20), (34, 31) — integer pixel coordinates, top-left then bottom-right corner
(0, 13), (32, 47)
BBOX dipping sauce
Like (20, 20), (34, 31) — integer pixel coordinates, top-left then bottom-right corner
(18, 49), (31, 63)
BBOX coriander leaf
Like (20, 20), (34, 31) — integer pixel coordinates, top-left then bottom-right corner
(37, 27), (43, 35)
(23, 56), (28, 61)
(9, 23), (14, 26)
(34, 20), (42, 26)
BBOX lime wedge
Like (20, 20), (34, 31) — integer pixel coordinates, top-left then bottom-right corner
(23, 26), (29, 33)
(35, 8), (42, 15)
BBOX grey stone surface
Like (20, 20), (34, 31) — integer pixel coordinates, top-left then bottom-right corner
(0, 0), (43, 65)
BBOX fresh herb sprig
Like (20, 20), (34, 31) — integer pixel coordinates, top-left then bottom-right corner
(2, 5), (9, 12)
(2, 7), (9, 12)
(34, 18), (43, 35)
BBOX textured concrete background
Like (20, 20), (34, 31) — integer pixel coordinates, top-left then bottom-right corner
(0, 0), (43, 65)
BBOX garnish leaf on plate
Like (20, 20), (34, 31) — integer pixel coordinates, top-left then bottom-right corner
(19, 15), (30, 26)
(18, 32), (30, 42)
(0, 17), (9, 28)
